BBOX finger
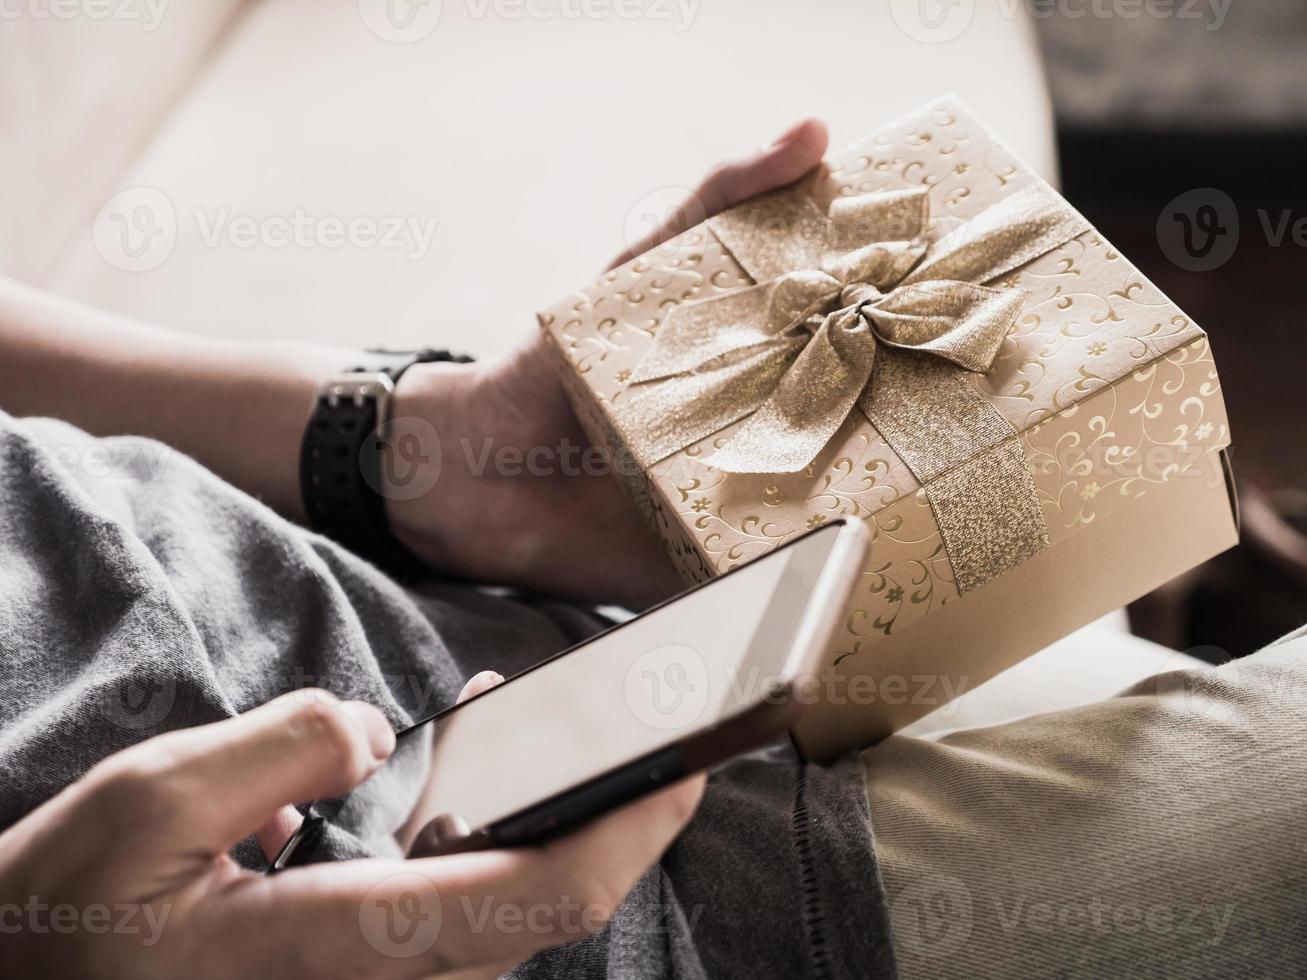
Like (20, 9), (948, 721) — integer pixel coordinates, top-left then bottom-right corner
(228, 774), (706, 980)
(608, 118), (829, 269)
(695, 117), (830, 216)
(456, 670), (504, 704)
(89, 689), (395, 856)
(407, 813), (474, 859)
(256, 805), (306, 862)
(422, 774), (707, 969)
(405, 672), (506, 858)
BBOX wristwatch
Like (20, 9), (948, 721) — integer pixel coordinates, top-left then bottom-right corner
(299, 347), (473, 579)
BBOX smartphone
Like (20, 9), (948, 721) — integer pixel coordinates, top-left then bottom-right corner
(269, 518), (869, 871)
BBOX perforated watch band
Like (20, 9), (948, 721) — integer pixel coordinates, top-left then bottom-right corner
(299, 347), (473, 579)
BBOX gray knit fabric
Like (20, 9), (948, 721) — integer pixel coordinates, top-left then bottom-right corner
(0, 410), (894, 980)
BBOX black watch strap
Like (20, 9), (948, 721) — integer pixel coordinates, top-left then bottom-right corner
(299, 347), (473, 580)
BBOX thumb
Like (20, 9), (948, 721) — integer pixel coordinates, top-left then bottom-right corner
(457, 669), (505, 704)
(257, 678), (500, 860)
(608, 117), (829, 270)
(694, 118), (830, 217)
(100, 689), (395, 857)
(405, 670), (507, 857)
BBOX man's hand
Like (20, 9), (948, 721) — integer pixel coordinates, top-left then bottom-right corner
(387, 120), (829, 606)
(0, 687), (704, 980)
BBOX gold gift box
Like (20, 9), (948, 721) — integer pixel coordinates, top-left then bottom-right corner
(538, 97), (1238, 761)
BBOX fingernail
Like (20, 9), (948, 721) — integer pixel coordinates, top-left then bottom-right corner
(432, 813), (471, 842)
(768, 120), (806, 149)
(341, 701), (396, 762)
(468, 670), (504, 692)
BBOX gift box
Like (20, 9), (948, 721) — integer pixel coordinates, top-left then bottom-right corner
(538, 96), (1238, 761)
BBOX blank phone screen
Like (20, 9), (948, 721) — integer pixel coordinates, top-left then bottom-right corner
(339, 522), (845, 848)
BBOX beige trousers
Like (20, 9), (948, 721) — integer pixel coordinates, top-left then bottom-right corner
(864, 627), (1307, 978)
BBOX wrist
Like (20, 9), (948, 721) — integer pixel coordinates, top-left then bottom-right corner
(228, 342), (358, 519)
(382, 359), (488, 571)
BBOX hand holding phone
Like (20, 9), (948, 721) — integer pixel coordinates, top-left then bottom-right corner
(272, 519), (869, 869)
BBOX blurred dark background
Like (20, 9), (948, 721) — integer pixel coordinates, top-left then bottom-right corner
(1032, 1), (1307, 660)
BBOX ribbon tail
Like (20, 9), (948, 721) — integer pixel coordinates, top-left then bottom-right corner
(903, 181), (1091, 287)
(860, 349), (1050, 595)
(631, 273), (843, 384)
(706, 309), (878, 474)
(630, 284), (779, 382)
(614, 339), (802, 468)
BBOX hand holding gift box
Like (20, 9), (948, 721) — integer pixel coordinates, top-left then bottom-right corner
(539, 97), (1238, 760)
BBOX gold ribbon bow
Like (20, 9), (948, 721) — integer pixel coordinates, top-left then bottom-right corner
(615, 177), (1091, 594)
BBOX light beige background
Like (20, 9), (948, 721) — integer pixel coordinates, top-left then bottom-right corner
(2, 0), (1054, 357)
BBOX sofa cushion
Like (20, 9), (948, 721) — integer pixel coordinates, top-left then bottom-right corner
(24, 0), (1055, 357)
(0, 1), (248, 280)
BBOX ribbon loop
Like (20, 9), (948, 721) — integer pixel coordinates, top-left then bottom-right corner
(616, 178), (1090, 476)
(867, 281), (1026, 374)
